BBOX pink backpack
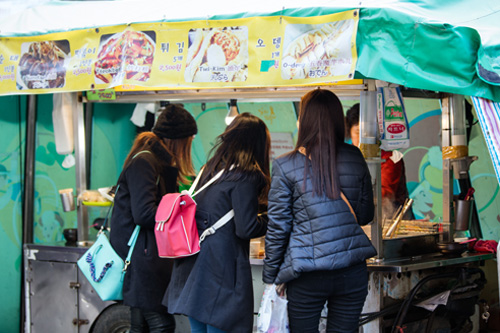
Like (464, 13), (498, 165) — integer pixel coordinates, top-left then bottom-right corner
(155, 169), (234, 258)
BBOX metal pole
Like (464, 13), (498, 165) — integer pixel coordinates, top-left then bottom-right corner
(441, 95), (454, 242)
(22, 94), (37, 333)
(367, 159), (383, 259)
(74, 94), (89, 244)
(23, 94), (37, 244)
(85, 102), (94, 188)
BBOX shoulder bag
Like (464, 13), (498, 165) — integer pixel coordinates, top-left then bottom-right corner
(77, 150), (150, 301)
(77, 205), (140, 301)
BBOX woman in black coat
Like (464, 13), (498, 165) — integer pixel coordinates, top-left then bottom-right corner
(165, 113), (271, 332)
(110, 104), (197, 333)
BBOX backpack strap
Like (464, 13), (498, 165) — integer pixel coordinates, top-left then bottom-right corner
(189, 165), (236, 243)
(198, 209), (235, 243)
(189, 168), (226, 197)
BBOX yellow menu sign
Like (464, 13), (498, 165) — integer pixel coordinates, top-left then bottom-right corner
(0, 10), (359, 96)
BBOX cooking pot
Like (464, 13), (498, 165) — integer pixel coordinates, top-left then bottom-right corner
(437, 242), (467, 255)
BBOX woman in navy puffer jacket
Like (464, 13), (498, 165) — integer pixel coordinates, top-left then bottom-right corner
(263, 89), (377, 333)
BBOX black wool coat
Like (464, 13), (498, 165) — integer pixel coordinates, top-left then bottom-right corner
(165, 171), (268, 332)
(110, 142), (178, 313)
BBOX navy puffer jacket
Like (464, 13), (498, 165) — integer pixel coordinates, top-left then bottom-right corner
(263, 143), (377, 284)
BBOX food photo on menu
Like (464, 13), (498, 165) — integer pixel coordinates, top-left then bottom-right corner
(94, 30), (156, 85)
(184, 26), (248, 83)
(281, 19), (355, 80)
(17, 40), (70, 90)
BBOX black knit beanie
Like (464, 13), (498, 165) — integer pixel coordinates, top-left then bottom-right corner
(153, 103), (198, 139)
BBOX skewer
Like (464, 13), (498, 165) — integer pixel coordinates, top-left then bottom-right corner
(384, 201), (405, 238)
(394, 199), (414, 236)
(385, 198), (413, 239)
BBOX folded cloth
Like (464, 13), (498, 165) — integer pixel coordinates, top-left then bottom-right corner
(473, 240), (498, 253)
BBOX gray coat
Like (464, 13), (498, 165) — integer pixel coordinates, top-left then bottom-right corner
(165, 171), (267, 332)
(263, 144), (377, 284)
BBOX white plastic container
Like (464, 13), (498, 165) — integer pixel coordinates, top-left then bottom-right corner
(52, 92), (76, 155)
(360, 91), (378, 144)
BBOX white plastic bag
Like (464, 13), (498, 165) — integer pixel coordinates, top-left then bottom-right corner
(257, 284), (289, 333)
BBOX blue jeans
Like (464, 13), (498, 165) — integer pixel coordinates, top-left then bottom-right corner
(286, 262), (368, 333)
(130, 307), (176, 333)
(188, 317), (227, 333)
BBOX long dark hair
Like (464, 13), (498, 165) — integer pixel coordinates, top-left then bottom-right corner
(295, 89), (345, 199)
(201, 112), (271, 203)
(124, 132), (195, 185)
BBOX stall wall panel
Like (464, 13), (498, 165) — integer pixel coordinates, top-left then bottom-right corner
(0, 95), (25, 333)
(403, 98), (444, 221)
(186, 101), (298, 171)
(32, 98), (136, 243)
(186, 102), (229, 170)
(469, 106), (500, 241)
(90, 103), (136, 191)
(33, 94), (77, 243)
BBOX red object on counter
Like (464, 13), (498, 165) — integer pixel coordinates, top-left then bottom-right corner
(464, 187), (475, 200)
(473, 240), (498, 253)
(380, 150), (410, 207)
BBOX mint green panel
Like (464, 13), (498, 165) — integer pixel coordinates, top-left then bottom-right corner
(0, 95), (25, 333)
(238, 102), (297, 133)
(184, 102), (229, 170)
(469, 108), (500, 241)
(185, 102), (297, 170)
(90, 103), (136, 189)
(33, 95), (77, 243)
(88, 103), (136, 232)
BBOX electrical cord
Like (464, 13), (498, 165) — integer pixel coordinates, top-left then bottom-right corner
(391, 267), (485, 333)
(391, 271), (460, 333)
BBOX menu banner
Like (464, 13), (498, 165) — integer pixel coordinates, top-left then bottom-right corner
(0, 10), (359, 96)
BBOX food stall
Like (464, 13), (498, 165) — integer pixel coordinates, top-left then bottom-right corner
(1, 1), (500, 332)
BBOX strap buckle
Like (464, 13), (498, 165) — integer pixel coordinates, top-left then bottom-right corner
(199, 227), (216, 243)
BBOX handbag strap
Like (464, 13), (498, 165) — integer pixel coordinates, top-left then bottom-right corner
(123, 225), (140, 271)
(340, 191), (358, 223)
(101, 150), (153, 230)
(119, 150), (153, 270)
(198, 209), (235, 243)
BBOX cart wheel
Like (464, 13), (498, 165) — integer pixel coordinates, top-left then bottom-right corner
(91, 304), (130, 333)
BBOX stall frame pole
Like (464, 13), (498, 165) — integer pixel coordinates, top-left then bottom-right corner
(74, 95), (89, 244)
(441, 96), (454, 243)
(22, 94), (37, 333)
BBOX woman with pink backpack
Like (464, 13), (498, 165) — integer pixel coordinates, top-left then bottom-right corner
(165, 113), (271, 333)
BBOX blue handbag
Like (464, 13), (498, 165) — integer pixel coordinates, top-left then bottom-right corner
(77, 200), (140, 301)
(77, 151), (148, 301)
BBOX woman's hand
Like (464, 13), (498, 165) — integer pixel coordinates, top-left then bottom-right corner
(275, 283), (286, 297)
